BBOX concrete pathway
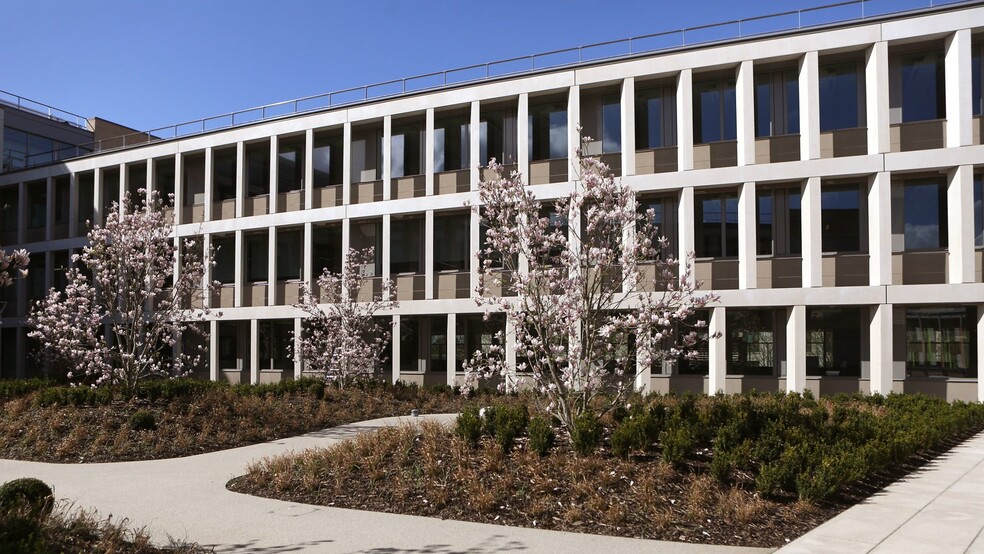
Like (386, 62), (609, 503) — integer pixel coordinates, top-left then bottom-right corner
(781, 431), (984, 553)
(0, 414), (769, 554)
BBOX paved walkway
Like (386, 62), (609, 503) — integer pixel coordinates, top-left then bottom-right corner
(0, 414), (769, 554)
(781, 431), (984, 553)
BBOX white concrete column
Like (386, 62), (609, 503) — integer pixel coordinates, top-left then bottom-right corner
(447, 313), (457, 386)
(469, 210), (480, 297)
(868, 172), (892, 285)
(267, 227), (277, 306)
(869, 304), (894, 396)
(203, 147), (213, 221)
(568, 85), (580, 181)
(294, 318), (303, 379)
(92, 170), (102, 229)
(977, 305), (984, 403)
(736, 60), (756, 166)
(235, 142), (245, 218)
(44, 177), (53, 241)
(117, 163), (126, 216)
(304, 129), (314, 210)
(946, 29), (973, 148)
(634, 331), (651, 392)
(425, 108), (435, 196)
(382, 115), (392, 201)
(470, 101), (481, 189)
(505, 317), (517, 390)
(678, 187), (695, 279)
(173, 154), (183, 226)
(621, 77), (636, 176)
(517, 93), (530, 181)
(866, 42), (890, 155)
(425, 210), (435, 300)
(250, 319), (260, 385)
(68, 173), (78, 237)
(948, 165), (975, 284)
(340, 218), (351, 300)
(209, 320), (219, 382)
(786, 305), (806, 393)
(677, 69), (694, 171)
(269, 136), (279, 213)
(738, 181), (757, 289)
(801, 177), (822, 287)
(708, 306), (727, 394)
(382, 214), (391, 284)
(202, 234), (213, 309)
(391, 314), (401, 384)
(303, 221), (314, 293)
(145, 161), (154, 212)
(799, 51), (821, 160)
(234, 230), (244, 307)
(342, 122), (353, 205)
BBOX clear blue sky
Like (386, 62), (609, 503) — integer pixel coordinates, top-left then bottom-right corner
(2, 0), (936, 132)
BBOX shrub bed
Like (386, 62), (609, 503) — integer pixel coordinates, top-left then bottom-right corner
(0, 378), (504, 463)
(229, 392), (984, 547)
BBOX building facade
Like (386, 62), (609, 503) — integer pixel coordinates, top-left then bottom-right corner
(1, 2), (984, 401)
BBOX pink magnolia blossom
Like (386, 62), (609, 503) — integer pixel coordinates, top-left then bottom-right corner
(28, 192), (217, 396)
(0, 248), (29, 289)
(291, 247), (397, 388)
(465, 137), (720, 431)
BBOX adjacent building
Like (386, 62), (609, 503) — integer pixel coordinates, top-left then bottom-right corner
(1, 1), (983, 402)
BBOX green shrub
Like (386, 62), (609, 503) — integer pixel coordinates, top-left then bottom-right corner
(709, 451), (732, 484)
(454, 407), (483, 447)
(136, 378), (220, 401)
(527, 416), (555, 456)
(571, 411), (602, 456)
(0, 379), (57, 399)
(128, 410), (157, 432)
(660, 421), (695, 465)
(0, 478), (53, 520)
(486, 404), (528, 452)
(34, 386), (114, 407)
(610, 409), (660, 460)
(0, 511), (45, 553)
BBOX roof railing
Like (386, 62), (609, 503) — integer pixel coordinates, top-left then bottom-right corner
(0, 90), (90, 131)
(6, 0), (978, 171)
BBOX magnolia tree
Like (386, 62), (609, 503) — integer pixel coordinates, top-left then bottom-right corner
(28, 193), (215, 395)
(0, 248), (30, 289)
(466, 146), (719, 431)
(293, 247), (397, 387)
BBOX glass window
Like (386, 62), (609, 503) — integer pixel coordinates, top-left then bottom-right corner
(276, 229), (302, 281)
(903, 180), (947, 250)
(434, 213), (470, 272)
(391, 124), (423, 178)
(973, 46), (982, 117)
(391, 218), (422, 274)
(311, 224), (342, 275)
(278, 139), (304, 193)
(806, 308), (862, 377)
(27, 134), (53, 166)
(351, 221), (383, 276)
(399, 318), (421, 372)
(246, 143), (269, 197)
(820, 62), (861, 131)
(974, 175), (982, 248)
(27, 184), (46, 229)
(726, 309), (776, 375)
(54, 177), (70, 224)
(154, 159), (175, 205)
(906, 307), (976, 378)
(635, 87), (677, 150)
(755, 70), (799, 137)
(638, 196), (676, 256)
(900, 50), (945, 122)
(529, 102), (567, 161)
(480, 110), (518, 166)
(696, 191), (739, 258)
(694, 79), (737, 143)
(429, 316), (448, 373)
(246, 233), (269, 282)
(213, 149), (236, 202)
(822, 185), (862, 252)
(212, 235), (236, 284)
(756, 188), (801, 256)
(313, 133), (343, 187)
(0, 188), (17, 232)
(2, 128), (27, 171)
(602, 96), (621, 154)
(259, 320), (293, 371)
(435, 116), (470, 172)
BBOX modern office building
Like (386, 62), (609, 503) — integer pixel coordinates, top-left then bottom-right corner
(1, 1), (983, 402)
